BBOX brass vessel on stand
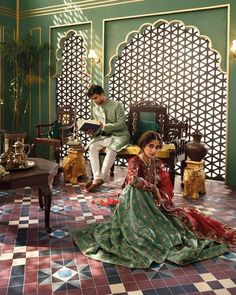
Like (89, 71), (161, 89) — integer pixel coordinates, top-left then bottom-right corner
(0, 137), (31, 170)
(183, 132), (209, 199)
(185, 132), (209, 162)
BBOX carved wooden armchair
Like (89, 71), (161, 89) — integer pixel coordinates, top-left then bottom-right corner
(32, 105), (76, 164)
(108, 101), (188, 185)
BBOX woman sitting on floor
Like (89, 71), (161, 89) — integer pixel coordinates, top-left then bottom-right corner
(73, 131), (236, 268)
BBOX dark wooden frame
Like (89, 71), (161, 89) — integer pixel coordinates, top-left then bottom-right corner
(106, 101), (188, 186)
(32, 105), (76, 164)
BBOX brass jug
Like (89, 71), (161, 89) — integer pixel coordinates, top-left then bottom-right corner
(12, 138), (31, 168)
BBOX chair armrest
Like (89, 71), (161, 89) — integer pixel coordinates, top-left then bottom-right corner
(170, 138), (186, 158)
(35, 123), (54, 137)
(165, 118), (188, 142)
(59, 123), (75, 131)
(35, 123), (54, 128)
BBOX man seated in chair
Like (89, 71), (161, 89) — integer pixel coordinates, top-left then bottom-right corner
(85, 84), (130, 191)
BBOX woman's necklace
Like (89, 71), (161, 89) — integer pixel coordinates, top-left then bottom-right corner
(139, 154), (157, 185)
(139, 155), (152, 169)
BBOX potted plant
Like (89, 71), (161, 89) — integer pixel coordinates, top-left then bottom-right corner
(0, 33), (49, 133)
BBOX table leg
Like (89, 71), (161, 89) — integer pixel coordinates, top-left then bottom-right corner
(38, 185), (52, 233)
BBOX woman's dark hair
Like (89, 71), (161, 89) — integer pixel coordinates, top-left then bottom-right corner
(138, 131), (163, 150)
(87, 84), (104, 98)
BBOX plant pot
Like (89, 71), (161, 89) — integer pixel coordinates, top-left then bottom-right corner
(186, 132), (209, 162)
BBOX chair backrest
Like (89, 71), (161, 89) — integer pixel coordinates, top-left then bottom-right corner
(166, 117), (188, 142)
(127, 101), (168, 144)
(57, 105), (76, 126)
(127, 101), (188, 144)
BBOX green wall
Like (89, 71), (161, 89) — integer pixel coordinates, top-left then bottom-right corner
(0, 2), (15, 134)
(1, 0), (236, 186)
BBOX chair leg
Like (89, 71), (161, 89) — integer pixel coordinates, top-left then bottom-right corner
(180, 160), (186, 187)
(54, 146), (61, 164)
(30, 142), (37, 157)
(110, 163), (115, 176)
(168, 163), (175, 187)
(180, 160), (186, 181)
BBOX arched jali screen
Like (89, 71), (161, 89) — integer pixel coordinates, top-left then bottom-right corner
(108, 20), (227, 180)
(55, 31), (91, 156)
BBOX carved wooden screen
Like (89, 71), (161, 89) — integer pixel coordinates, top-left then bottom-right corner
(109, 21), (226, 180)
(56, 32), (91, 156)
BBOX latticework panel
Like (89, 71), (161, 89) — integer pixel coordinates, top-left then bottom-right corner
(109, 21), (226, 180)
(56, 33), (91, 156)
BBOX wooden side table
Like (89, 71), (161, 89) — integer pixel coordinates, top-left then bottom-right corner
(0, 157), (58, 232)
(183, 160), (206, 199)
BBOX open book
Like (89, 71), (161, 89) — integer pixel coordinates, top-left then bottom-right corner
(77, 119), (101, 133)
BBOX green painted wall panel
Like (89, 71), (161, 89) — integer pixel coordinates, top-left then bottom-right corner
(0, 1), (15, 10)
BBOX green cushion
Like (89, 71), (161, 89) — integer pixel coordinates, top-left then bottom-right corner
(140, 120), (158, 134)
(132, 119), (159, 143)
(48, 120), (63, 139)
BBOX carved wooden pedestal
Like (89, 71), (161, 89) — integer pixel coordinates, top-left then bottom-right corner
(183, 160), (206, 199)
(62, 147), (87, 184)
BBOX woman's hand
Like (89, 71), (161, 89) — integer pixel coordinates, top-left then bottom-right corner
(152, 187), (161, 205)
(98, 120), (103, 129)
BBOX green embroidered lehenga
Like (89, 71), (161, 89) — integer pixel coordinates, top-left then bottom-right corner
(73, 156), (236, 268)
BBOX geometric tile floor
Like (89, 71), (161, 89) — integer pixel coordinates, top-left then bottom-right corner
(0, 167), (236, 295)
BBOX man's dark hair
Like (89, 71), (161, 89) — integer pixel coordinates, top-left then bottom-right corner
(87, 84), (104, 98)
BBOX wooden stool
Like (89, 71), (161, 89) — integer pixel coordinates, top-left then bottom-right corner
(183, 160), (206, 199)
(62, 145), (87, 184)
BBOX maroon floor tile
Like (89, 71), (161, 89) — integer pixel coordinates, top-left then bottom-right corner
(0, 278), (8, 289)
(133, 272), (148, 281)
(38, 284), (52, 294)
(0, 288), (8, 295)
(0, 267), (11, 279)
(91, 268), (106, 277)
(116, 266), (132, 275)
(120, 273), (135, 282)
(80, 278), (95, 289)
(213, 271), (230, 279)
(150, 278), (166, 288)
(136, 279), (153, 289)
(176, 275), (192, 284)
(93, 276), (109, 286)
(23, 283), (38, 295)
(229, 287), (236, 294)
(96, 285), (112, 295)
(123, 281), (139, 292)
(171, 268), (186, 276)
(24, 271), (37, 285)
(163, 277), (179, 286)
(82, 286), (98, 295)
(68, 289), (82, 295)
(188, 274), (204, 283)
